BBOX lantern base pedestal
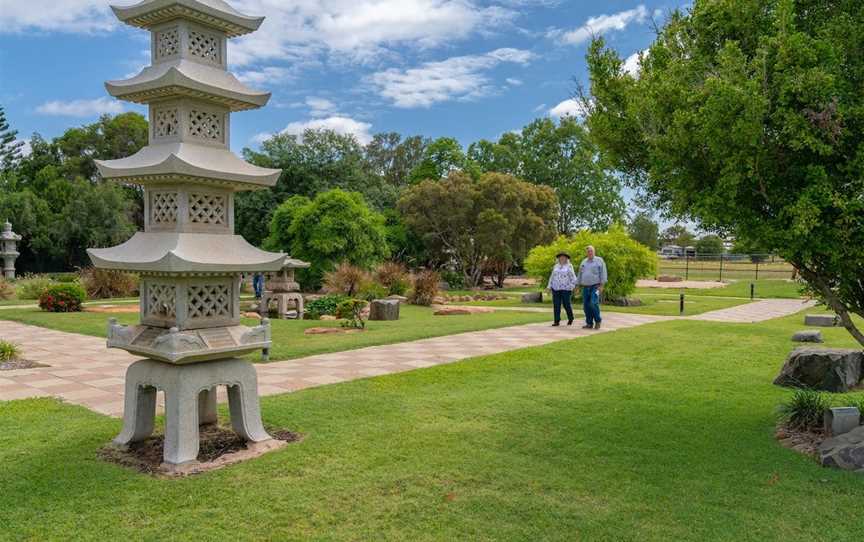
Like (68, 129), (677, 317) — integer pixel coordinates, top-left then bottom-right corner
(113, 357), (274, 467)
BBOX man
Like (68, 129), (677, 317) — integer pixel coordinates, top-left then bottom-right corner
(577, 245), (608, 330)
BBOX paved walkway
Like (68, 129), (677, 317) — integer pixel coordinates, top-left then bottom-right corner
(0, 299), (814, 417)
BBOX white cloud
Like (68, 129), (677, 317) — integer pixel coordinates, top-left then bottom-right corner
(506, 78), (523, 86)
(14, 139), (32, 157)
(549, 98), (587, 119)
(305, 97), (338, 117)
(35, 97), (124, 117)
(0, 0), (115, 34)
(230, 0), (518, 66)
(622, 52), (641, 76)
(255, 115), (373, 145)
(236, 66), (296, 86)
(368, 48), (534, 108)
(555, 5), (648, 46)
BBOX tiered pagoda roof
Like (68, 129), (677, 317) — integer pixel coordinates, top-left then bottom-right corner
(111, 0), (264, 37)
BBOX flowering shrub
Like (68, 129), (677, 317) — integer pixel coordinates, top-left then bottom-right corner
(38, 284), (86, 313)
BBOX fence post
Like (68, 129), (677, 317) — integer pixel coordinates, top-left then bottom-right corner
(755, 260), (760, 281)
(680, 293), (685, 315)
(685, 256), (690, 281)
(719, 253), (724, 282)
(751, 283), (755, 301)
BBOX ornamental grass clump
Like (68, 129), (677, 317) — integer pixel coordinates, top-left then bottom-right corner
(323, 262), (372, 297)
(409, 270), (440, 306)
(0, 340), (20, 362)
(15, 275), (55, 300)
(79, 267), (139, 299)
(375, 262), (410, 296)
(0, 279), (14, 301)
(779, 389), (832, 432)
(38, 283), (86, 313)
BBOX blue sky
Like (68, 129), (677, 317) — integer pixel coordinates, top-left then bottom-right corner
(0, 0), (680, 154)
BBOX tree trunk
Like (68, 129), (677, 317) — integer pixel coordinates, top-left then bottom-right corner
(799, 267), (864, 349)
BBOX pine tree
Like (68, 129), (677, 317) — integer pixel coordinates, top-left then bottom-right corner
(0, 106), (24, 170)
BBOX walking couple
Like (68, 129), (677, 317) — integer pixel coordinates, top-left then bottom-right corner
(546, 246), (608, 329)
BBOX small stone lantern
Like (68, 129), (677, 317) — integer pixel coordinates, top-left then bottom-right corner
(0, 221), (21, 280)
(260, 257), (310, 319)
(87, 0), (287, 470)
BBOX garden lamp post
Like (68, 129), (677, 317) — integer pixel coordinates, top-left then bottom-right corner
(0, 221), (21, 280)
(87, 0), (287, 470)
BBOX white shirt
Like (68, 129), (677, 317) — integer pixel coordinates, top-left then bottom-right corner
(547, 262), (578, 291)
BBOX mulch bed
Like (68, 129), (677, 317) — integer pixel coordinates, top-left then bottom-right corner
(98, 424), (302, 477)
(0, 357), (48, 371)
(775, 423), (823, 459)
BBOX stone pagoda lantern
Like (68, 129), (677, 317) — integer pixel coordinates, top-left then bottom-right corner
(261, 257), (310, 319)
(87, 0), (287, 470)
(0, 221), (21, 280)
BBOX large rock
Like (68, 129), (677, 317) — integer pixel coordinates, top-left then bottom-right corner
(370, 299), (400, 321)
(521, 292), (543, 303)
(434, 306), (495, 316)
(819, 425), (864, 472)
(792, 330), (824, 343)
(774, 348), (864, 392)
(805, 314), (839, 327)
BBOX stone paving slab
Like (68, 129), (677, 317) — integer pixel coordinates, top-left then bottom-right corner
(0, 299), (815, 417)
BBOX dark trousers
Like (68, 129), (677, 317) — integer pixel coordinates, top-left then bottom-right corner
(552, 289), (574, 324)
(583, 285), (602, 326)
(253, 274), (265, 299)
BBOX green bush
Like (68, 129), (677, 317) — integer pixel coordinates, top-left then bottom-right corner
(336, 299), (368, 329)
(524, 224), (657, 301)
(305, 294), (348, 320)
(779, 389), (831, 432)
(441, 270), (465, 290)
(16, 275), (55, 300)
(358, 283), (389, 302)
(0, 340), (20, 362)
(38, 283), (86, 313)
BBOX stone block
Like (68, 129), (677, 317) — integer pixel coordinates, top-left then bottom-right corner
(521, 292), (543, 303)
(792, 330), (823, 343)
(805, 314), (839, 327)
(825, 407), (861, 437)
(370, 299), (400, 321)
(774, 348), (864, 392)
(819, 425), (864, 471)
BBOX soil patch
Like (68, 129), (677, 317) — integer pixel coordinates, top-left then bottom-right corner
(0, 357), (48, 371)
(775, 423), (822, 459)
(98, 424), (302, 477)
(85, 305), (139, 314)
(305, 327), (364, 335)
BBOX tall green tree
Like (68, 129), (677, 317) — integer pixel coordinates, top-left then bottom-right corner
(628, 212), (660, 250)
(660, 225), (696, 248)
(408, 137), (479, 183)
(695, 235), (725, 256)
(0, 106), (24, 170)
(398, 172), (558, 287)
(586, 0), (864, 346)
(365, 133), (430, 189)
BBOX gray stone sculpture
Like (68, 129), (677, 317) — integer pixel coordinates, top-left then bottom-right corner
(370, 299), (400, 321)
(0, 221), (21, 280)
(87, 0), (287, 469)
(260, 257), (310, 319)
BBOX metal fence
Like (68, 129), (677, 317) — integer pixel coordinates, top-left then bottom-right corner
(655, 254), (795, 281)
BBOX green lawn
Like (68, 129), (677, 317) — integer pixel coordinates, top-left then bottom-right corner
(635, 279), (805, 300)
(2, 313), (864, 540)
(0, 305), (550, 362)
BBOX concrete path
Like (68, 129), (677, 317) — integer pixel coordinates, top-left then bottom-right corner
(0, 299), (815, 417)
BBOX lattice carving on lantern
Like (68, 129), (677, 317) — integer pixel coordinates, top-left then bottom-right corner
(147, 283), (177, 318)
(187, 284), (231, 320)
(188, 192), (227, 225)
(188, 29), (221, 64)
(150, 191), (179, 224)
(155, 27), (180, 60)
(187, 109), (224, 142)
(153, 108), (179, 138)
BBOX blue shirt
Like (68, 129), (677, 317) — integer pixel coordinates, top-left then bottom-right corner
(577, 256), (608, 286)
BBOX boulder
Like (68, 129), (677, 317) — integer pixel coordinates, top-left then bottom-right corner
(319, 315), (338, 321)
(243, 311), (263, 320)
(370, 299), (400, 321)
(819, 425), (864, 472)
(773, 348), (864, 392)
(805, 314), (839, 327)
(434, 306), (495, 316)
(521, 292), (543, 303)
(792, 330), (824, 343)
(386, 295), (408, 303)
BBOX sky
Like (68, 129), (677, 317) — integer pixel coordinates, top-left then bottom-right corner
(0, 0), (682, 155)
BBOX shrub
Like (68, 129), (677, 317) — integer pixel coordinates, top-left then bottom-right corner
(323, 262), (372, 297)
(410, 270), (440, 306)
(524, 224), (657, 301)
(79, 267), (139, 299)
(38, 283), (86, 313)
(336, 299), (368, 329)
(779, 389), (831, 432)
(358, 283), (389, 302)
(16, 275), (54, 300)
(0, 340), (20, 362)
(441, 270), (465, 290)
(0, 279), (14, 301)
(375, 262), (410, 296)
(305, 294), (348, 320)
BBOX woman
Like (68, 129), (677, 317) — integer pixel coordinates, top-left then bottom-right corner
(547, 252), (577, 326)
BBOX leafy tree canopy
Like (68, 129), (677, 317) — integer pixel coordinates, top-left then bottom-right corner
(408, 137), (479, 183)
(695, 234), (725, 256)
(628, 212), (660, 250)
(586, 0), (864, 345)
(398, 171), (558, 287)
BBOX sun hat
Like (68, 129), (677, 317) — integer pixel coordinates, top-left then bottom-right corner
(555, 252), (571, 260)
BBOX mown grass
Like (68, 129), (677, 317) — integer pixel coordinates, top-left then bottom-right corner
(0, 305), (549, 362)
(462, 293), (749, 316)
(1, 312), (863, 540)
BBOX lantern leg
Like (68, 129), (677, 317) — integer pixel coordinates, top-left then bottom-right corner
(227, 361), (272, 443)
(198, 386), (218, 426)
